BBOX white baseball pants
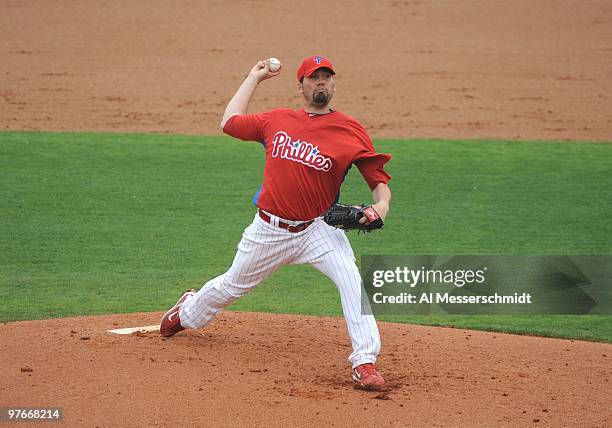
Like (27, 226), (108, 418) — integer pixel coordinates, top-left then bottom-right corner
(180, 211), (381, 368)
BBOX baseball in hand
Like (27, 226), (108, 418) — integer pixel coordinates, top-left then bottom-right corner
(267, 57), (281, 72)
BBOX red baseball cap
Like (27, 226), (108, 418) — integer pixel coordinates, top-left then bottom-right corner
(297, 55), (336, 81)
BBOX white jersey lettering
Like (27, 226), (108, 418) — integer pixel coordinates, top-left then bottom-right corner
(271, 131), (333, 172)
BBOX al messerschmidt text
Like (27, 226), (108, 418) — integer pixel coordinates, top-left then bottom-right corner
(373, 292), (532, 305)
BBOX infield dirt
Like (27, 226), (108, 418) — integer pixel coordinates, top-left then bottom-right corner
(1, 0), (611, 427)
(1, 0), (611, 141)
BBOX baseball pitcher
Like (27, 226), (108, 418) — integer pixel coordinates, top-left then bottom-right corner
(160, 55), (392, 391)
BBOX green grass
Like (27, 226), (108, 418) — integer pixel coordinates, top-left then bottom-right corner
(1, 131), (611, 342)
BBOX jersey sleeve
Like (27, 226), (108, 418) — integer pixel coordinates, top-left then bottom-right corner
(222, 114), (265, 142)
(350, 121), (392, 190)
(355, 152), (392, 190)
(222, 109), (287, 142)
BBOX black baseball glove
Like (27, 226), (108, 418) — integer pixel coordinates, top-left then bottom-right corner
(323, 203), (384, 233)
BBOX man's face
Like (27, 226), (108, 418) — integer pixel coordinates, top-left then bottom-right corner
(299, 68), (336, 107)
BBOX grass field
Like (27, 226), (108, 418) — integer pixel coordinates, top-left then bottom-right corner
(1, 131), (611, 341)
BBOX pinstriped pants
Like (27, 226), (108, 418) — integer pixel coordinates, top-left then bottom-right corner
(180, 211), (381, 368)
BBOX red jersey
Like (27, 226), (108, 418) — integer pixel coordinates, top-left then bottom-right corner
(223, 108), (391, 221)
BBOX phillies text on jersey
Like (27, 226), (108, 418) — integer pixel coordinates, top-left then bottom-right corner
(271, 131), (333, 172)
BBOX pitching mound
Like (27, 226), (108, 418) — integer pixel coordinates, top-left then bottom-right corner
(1, 312), (610, 426)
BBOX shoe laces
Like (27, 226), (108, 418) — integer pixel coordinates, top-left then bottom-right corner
(358, 363), (380, 378)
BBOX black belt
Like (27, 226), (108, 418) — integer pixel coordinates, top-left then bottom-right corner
(258, 211), (314, 233)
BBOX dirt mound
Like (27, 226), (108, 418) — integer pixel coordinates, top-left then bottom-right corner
(1, 311), (610, 427)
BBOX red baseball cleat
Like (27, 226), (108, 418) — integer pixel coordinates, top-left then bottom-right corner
(160, 289), (196, 337)
(352, 363), (385, 391)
